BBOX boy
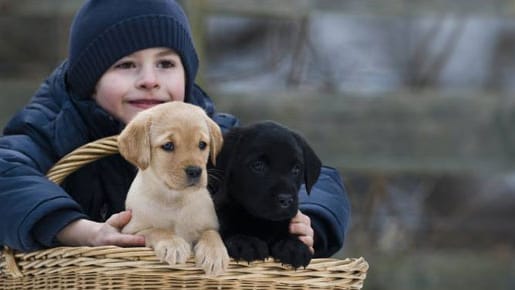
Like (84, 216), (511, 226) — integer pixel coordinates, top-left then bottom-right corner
(0, 0), (350, 258)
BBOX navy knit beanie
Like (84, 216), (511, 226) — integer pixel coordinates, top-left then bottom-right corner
(66, 0), (198, 101)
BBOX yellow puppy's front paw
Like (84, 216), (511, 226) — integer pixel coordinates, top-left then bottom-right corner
(194, 232), (229, 276)
(154, 236), (192, 265)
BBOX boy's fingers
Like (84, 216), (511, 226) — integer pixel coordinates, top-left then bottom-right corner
(298, 236), (315, 254)
(290, 211), (314, 238)
(104, 210), (145, 247)
(115, 234), (146, 247)
(290, 210), (315, 253)
(291, 210), (311, 226)
(106, 210), (132, 229)
(290, 222), (314, 237)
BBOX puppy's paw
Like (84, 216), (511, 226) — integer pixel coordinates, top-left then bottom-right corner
(271, 236), (312, 269)
(154, 236), (192, 265)
(225, 234), (269, 263)
(194, 230), (229, 276)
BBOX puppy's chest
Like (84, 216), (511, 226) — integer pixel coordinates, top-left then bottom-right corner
(139, 195), (197, 227)
(140, 198), (184, 223)
(132, 190), (217, 241)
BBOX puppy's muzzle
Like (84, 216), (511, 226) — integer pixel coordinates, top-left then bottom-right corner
(185, 165), (202, 185)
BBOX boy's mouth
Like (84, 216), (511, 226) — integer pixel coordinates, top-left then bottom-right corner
(128, 99), (165, 109)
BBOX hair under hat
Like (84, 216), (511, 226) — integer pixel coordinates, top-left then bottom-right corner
(66, 0), (198, 101)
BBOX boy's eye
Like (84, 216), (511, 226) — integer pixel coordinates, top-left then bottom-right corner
(114, 61), (135, 69)
(157, 60), (176, 69)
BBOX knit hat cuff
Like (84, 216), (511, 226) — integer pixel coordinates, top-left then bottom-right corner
(67, 15), (198, 100)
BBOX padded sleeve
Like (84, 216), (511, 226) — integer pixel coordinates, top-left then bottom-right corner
(298, 166), (351, 257)
(0, 136), (86, 251)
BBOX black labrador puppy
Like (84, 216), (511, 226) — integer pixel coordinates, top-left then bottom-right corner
(209, 121), (322, 268)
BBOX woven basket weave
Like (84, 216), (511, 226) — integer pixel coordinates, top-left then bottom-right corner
(0, 136), (368, 289)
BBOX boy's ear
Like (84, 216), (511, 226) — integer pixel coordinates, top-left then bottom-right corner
(205, 116), (223, 166)
(292, 132), (322, 194)
(118, 114), (152, 169)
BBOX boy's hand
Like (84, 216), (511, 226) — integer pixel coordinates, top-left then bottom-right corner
(289, 210), (314, 254)
(57, 210), (145, 247)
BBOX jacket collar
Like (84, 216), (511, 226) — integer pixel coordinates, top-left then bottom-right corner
(57, 61), (125, 140)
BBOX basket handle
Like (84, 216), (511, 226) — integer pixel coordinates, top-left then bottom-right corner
(46, 135), (120, 184)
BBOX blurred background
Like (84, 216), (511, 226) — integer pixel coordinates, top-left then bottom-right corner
(1, 0), (514, 289)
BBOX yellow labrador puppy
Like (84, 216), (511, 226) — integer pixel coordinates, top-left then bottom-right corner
(118, 101), (229, 276)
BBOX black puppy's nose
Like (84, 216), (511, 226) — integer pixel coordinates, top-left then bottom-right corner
(185, 166), (202, 180)
(278, 194), (294, 208)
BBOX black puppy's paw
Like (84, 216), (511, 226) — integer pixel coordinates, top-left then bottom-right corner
(225, 234), (269, 263)
(271, 236), (312, 269)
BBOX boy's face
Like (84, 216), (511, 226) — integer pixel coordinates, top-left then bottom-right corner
(93, 47), (186, 124)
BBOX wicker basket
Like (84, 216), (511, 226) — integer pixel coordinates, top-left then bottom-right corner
(0, 136), (368, 289)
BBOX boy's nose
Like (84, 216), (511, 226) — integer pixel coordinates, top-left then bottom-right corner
(137, 67), (160, 90)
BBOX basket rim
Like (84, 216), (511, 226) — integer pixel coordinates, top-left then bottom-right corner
(2, 245), (368, 288)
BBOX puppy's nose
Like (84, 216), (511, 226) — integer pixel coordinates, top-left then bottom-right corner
(278, 194), (294, 208)
(185, 166), (202, 180)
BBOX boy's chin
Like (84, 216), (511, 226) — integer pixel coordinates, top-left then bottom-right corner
(121, 106), (152, 124)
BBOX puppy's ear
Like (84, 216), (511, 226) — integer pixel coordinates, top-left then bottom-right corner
(205, 116), (223, 165)
(217, 127), (241, 170)
(118, 113), (152, 170)
(293, 132), (322, 194)
(209, 127), (242, 203)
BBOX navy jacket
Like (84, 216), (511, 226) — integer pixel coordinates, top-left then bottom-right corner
(0, 62), (350, 257)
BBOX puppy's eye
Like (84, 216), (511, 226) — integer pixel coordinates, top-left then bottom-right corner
(292, 164), (302, 176)
(199, 141), (207, 150)
(250, 160), (266, 173)
(161, 142), (175, 152)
